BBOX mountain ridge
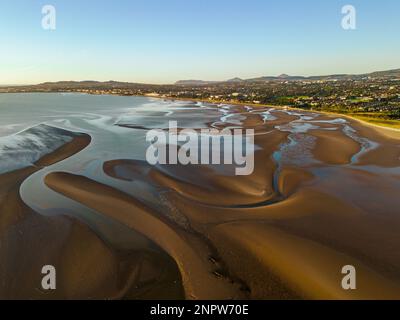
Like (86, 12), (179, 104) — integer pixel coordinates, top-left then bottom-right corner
(8, 68), (400, 88)
(174, 68), (400, 85)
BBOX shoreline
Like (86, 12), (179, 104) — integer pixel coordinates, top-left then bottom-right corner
(0, 133), (184, 299)
(1, 91), (399, 132)
(159, 96), (400, 134)
(1, 96), (400, 299)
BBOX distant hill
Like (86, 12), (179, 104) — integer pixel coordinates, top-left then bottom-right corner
(5, 68), (399, 91)
(175, 68), (400, 84)
(175, 78), (244, 85)
(227, 77), (244, 83)
(367, 68), (400, 78)
(247, 74), (307, 81)
(38, 80), (140, 88)
(28, 80), (163, 91)
(174, 80), (218, 85)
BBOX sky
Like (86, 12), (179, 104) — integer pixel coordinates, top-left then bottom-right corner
(0, 0), (399, 84)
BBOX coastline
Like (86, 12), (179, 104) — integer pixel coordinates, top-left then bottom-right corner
(0, 133), (184, 299)
(158, 96), (400, 135)
(1, 91), (399, 133)
(1, 96), (400, 299)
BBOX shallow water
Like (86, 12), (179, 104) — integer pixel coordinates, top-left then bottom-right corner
(2, 93), (400, 299)
(0, 93), (396, 215)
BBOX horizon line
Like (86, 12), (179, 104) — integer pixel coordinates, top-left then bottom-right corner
(1, 66), (399, 87)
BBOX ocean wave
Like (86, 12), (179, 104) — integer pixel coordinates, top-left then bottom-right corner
(0, 124), (78, 174)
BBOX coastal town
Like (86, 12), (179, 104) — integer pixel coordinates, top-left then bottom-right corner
(2, 69), (400, 125)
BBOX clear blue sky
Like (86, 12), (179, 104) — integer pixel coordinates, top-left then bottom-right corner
(1, 0), (399, 84)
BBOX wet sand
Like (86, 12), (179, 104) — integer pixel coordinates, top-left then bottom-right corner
(2, 101), (400, 300)
(0, 133), (184, 299)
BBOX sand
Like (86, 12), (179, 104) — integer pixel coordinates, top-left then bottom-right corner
(44, 172), (245, 300)
(208, 223), (400, 299)
(2, 102), (400, 300)
(310, 129), (360, 165)
(0, 134), (183, 299)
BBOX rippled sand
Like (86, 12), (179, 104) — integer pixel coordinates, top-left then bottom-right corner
(1, 100), (400, 299)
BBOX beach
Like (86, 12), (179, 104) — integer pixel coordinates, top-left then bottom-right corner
(0, 129), (183, 299)
(0, 94), (400, 299)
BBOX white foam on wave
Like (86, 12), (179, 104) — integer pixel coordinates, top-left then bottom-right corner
(276, 122), (320, 134)
(310, 118), (347, 125)
(0, 124), (78, 174)
(220, 113), (246, 125)
(261, 110), (277, 122)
